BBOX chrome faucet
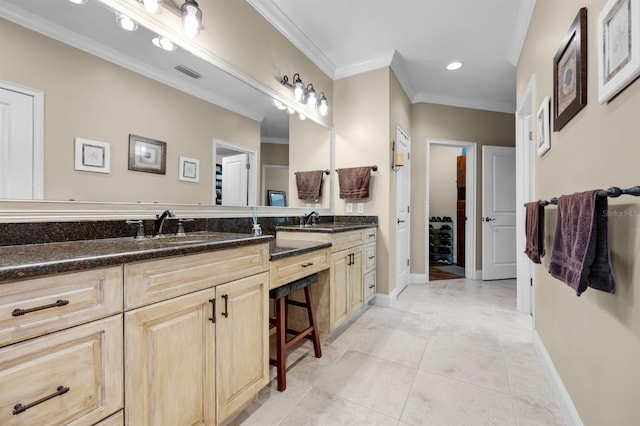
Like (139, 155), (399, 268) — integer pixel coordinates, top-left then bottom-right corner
(153, 209), (175, 236)
(303, 211), (319, 226)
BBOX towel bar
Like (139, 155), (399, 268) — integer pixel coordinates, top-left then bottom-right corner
(527, 186), (640, 207)
(335, 165), (378, 172)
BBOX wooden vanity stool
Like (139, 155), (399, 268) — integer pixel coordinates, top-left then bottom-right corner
(269, 273), (322, 391)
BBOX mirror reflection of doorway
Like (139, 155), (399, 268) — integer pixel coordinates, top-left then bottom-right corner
(212, 139), (257, 206)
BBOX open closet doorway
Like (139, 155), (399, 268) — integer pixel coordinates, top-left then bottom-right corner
(426, 139), (477, 281)
(212, 139), (257, 206)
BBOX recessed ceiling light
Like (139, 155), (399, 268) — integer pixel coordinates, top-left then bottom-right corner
(116, 14), (138, 31)
(152, 35), (177, 51)
(446, 61), (463, 71)
(68, 0), (88, 4)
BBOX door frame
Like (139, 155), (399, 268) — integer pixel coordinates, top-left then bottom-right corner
(426, 139), (477, 281)
(212, 139), (257, 206)
(515, 75), (536, 315)
(395, 124), (411, 296)
(0, 80), (44, 199)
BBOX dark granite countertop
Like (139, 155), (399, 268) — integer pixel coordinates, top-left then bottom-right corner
(269, 239), (332, 261)
(0, 232), (273, 283)
(275, 222), (376, 233)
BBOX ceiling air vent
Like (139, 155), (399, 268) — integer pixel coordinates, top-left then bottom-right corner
(174, 65), (202, 79)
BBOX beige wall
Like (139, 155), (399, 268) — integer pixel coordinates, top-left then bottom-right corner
(410, 103), (515, 274)
(518, 1), (640, 424)
(0, 19), (260, 204)
(260, 143), (289, 204)
(429, 146), (460, 262)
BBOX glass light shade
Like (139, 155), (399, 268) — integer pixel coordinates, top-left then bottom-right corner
(318, 96), (329, 116)
(293, 82), (304, 101)
(299, 113), (306, 120)
(181, 0), (202, 38)
(143, 0), (163, 14)
(152, 35), (177, 51)
(305, 84), (316, 108)
(116, 14), (138, 31)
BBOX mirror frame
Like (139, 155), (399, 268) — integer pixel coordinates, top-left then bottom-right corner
(0, 0), (335, 221)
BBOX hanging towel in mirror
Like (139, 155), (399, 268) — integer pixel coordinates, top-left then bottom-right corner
(338, 166), (371, 199)
(548, 190), (616, 296)
(295, 170), (323, 200)
(524, 201), (545, 263)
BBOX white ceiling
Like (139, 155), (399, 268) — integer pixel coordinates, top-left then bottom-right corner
(249, 0), (536, 113)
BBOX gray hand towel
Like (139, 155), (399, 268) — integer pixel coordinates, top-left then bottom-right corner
(524, 201), (545, 263)
(338, 166), (371, 199)
(295, 170), (323, 200)
(548, 190), (615, 296)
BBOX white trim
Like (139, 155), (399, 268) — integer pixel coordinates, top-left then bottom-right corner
(474, 269), (483, 280)
(261, 164), (289, 205)
(371, 287), (399, 308)
(426, 139), (477, 281)
(508, 0), (537, 66)
(261, 137), (289, 145)
(516, 75), (536, 315)
(334, 51), (395, 80)
(410, 273), (428, 285)
(0, 79), (44, 200)
(390, 50), (417, 103)
(414, 92), (515, 114)
(212, 139), (258, 206)
(533, 331), (584, 426)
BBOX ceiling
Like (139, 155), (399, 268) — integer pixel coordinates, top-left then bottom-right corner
(248, 0), (536, 113)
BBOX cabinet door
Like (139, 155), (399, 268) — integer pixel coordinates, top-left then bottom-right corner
(348, 247), (364, 315)
(329, 250), (350, 330)
(216, 272), (269, 424)
(125, 289), (216, 426)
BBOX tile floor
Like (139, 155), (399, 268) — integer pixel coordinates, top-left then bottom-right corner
(229, 278), (566, 426)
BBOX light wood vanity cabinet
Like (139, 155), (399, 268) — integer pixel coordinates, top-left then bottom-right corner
(124, 245), (270, 426)
(330, 246), (363, 329)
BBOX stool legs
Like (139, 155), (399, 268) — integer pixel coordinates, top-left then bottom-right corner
(304, 286), (322, 359)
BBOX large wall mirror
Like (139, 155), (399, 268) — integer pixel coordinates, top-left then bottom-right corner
(0, 0), (332, 212)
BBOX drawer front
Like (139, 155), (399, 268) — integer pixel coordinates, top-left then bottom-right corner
(330, 231), (364, 253)
(364, 270), (376, 302)
(0, 266), (123, 348)
(94, 410), (124, 426)
(364, 242), (376, 273)
(363, 228), (377, 244)
(125, 243), (269, 309)
(270, 249), (329, 289)
(0, 315), (123, 426)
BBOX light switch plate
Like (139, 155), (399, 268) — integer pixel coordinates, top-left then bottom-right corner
(346, 203), (353, 213)
(357, 203), (364, 213)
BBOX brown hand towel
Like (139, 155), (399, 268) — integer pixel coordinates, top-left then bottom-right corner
(548, 190), (615, 296)
(295, 170), (323, 200)
(338, 166), (371, 199)
(524, 201), (545, 263)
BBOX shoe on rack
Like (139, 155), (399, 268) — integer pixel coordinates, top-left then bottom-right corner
(441, 259), (452, 265)
(440, 248), (451, 254)
(439, 231), (451, 238)
(441, 241), (451, 247)
(440, 224), (451, 230)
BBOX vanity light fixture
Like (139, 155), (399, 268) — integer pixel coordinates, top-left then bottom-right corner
(69, 0), (88, 4)
(152, 35), (177, 51)
(305, 84), (317, 108)
(281, 73), (330, 116)
(116, 13), (139, 31)
(143, 0), (163, 14)
(446, 61), (463, 71)
(181, 0), (203, 38)
(318, 93), (329, 117)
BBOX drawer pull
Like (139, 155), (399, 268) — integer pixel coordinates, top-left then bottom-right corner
(221, 294), (229, 318)
(13, 385), (70, 415)
(369, 284), (375, 289)
(12, 299), (69, 317)
(301, 262), (314, 268)
(208, 299), (216, 324)
(368, 256), (375, 260)
(368, 233), (375, 237)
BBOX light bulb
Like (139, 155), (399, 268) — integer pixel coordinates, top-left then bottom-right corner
(306, 89), (317, 108)
(116, 14), (138, 31)
(181, 0), (202, 38)
(293, 82), (304, 101)
(152, 35), (177, 51)
(318, 96), (329, 116)
(143, 0), (163, 14)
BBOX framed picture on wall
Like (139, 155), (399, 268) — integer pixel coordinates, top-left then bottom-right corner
(128, 134), (166, 174)
(553, 7), (588, 131)
(179, 156), (199, 182)
(74, 137), (110, 174)
(597, 0), (640, 103)
(537, 96), (551, 157)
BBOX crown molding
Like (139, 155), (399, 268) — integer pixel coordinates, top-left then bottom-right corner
(389, 50), (417, 101)
(333, 51), (396, 80)
(413, 92), (515, 114)
(247, 0), (335, 78)
(508, 0), (536, 66)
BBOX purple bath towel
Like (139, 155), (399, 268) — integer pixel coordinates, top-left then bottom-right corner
(295, 170), (323, 200)
(548, 190), (615, 296)
(524, 201), (545, 263)
(338, 166), (371, 199)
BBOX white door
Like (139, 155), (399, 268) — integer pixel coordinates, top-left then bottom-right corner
(482, 146), (517, 280)
(0, 87), (35, 199)
(221, 153), (248, 206)
(395, 125), (411, 294)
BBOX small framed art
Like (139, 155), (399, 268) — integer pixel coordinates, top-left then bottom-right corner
(179, 156), (199, 182)
(74, 137), (110, 173)
(128, 134), (166, 174)
(537, 96), (551, 157)
(553, 7), (588, 131)
(598, 0), (640, 103)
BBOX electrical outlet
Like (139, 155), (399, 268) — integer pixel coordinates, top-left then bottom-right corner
(315, 203), (321, 208)
(346, 203), (353, 213)
(306, 203), (312, 208)
(357, 203), (364, 214)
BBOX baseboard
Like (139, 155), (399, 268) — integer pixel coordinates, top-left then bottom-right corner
(410, 273), (427, 284)
(372, 287), (399, 307)
(474, 269), (482, 280)
(533, 331), (583, 426)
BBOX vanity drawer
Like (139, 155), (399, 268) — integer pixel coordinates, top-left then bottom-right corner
(0, 315), (123, 426)
(330, 230), (364, 253)
(0, 266), (123, 348)
(364, 270), (376, 302)
(364, 242), (376, 273)
(270, 249), (330, 289)
(363, 228), (377, 244)
(125, 243), (269, 310)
